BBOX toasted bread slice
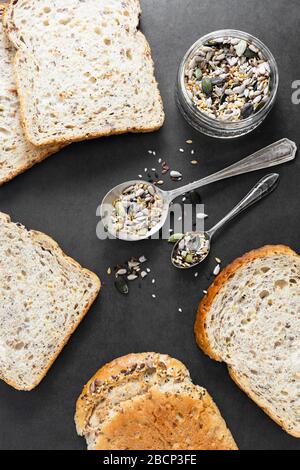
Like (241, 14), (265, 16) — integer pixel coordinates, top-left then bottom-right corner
(75, 352), (237, 450)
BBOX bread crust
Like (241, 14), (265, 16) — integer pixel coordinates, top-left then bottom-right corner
(0, 212), (101, 391)
(194, 245), (297, 361)
(0, 4), (64, 186)
(3, 1), (165, 147)
(75, 352), (189, 435)
(194, 245), (300, 437)
(227, 367), (300, 438)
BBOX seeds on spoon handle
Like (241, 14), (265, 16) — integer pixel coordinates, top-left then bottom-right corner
(172, 233), (210, 268)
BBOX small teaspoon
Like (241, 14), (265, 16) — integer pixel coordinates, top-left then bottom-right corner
(171, 173), (279, 269)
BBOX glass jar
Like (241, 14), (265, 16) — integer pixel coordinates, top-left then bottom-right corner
(176, 29), (279, 139)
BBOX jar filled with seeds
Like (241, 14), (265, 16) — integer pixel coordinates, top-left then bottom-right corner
(176, 30), (279, 138)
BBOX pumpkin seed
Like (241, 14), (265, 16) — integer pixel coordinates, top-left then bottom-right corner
(195, 68), (202, 80)
(235, 39), (247, 57)
(244, 47), (257, 59)
(115, 277), (129, 295)
(201, 77), (213, 96)
(168, 233), (184, 243)
(241, 102), (254, 119)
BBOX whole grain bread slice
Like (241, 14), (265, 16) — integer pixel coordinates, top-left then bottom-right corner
(195, 245), (300, 437)
(75, 352), (237, 450)
(0, 4), (62, 185)
(3, 0), (164, 147)
(0, 212), (100, 391)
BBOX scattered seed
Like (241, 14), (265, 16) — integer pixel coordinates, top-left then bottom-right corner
(179, 148), (184, 153)
(127, 274), (138, 281)
(196, 212), (208, 220)
(141, 271), (148, 279)
(107, 267), (112, 275)
(194, 272), (199, 278)
(152, 279), (156, 284)
(215, 257), (222, 264)
(116, 268), (127, 276)
(170, 170), (183, 181)
(146, 268), (151, 273)
(139, 255), (147, 263)
(178, 308), (183, 313)
(213, 264), (221, 276)
(115, 277), (129, 295)
(203, 290), (208, 295)
(152, 294), (156, 299)
(186, 139), (193, 144)
(191, 160), (198, 165)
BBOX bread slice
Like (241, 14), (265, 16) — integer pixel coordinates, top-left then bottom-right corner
(0, 212), (100, 391)
(3, 0), (165, 147)
(195, 245), (300, 437)
(0, 4), (62, 185)
(75, 352), (237, 450)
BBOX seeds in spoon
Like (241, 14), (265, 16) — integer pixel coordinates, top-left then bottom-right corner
(172, 233), (210, 268)
(111, 183), (164, 238)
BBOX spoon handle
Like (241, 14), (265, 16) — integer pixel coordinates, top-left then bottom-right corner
(207, 173), (279, 237)
(167, 138), (296, 201)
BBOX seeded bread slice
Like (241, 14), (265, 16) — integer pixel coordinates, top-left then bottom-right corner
(0, 212), (100, 391)
(0, 4), (62, 185)
(3, 0), (164, 147)
(195, 245), (300, 437)
(75, 353), (237, 450)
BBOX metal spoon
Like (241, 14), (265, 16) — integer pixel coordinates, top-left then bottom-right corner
(171, 173), (279, 269)
(100, 138), (296, 241)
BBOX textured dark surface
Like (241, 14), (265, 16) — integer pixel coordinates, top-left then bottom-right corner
(1, 0), (300, 450)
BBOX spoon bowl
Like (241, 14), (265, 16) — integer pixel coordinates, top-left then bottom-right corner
(100, 180), (170, 241)
(171, 232), (211, 269)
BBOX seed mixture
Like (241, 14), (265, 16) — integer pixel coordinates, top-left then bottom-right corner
(113, 256), (151, 295)
(111, 183), (164, 238)
(185, 36), (272, 121)
(172, 232), (210, 268)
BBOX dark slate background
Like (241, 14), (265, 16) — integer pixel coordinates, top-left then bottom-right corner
(1, 0), (300, 450)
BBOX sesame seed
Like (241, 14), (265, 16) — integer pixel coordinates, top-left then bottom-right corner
(152, 294), (156, 299)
